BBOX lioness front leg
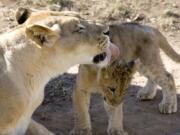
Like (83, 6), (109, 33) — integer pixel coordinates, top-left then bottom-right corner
(70, 88), (92, 135)
(104, 102), (128, 135)
(25, 119), (55, 135)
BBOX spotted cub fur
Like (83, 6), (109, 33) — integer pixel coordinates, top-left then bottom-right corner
(71, 60), (137, 135)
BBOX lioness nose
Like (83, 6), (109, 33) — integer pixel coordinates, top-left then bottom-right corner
(103, 30), (110, 36)
(102, 26), (109, 36)
(103, 25), (109, 36)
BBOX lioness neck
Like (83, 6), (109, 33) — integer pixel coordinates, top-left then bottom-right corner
(1, 28), (67, 93)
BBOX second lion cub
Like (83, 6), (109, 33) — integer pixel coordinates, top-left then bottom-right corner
(71, 22), (180, 135)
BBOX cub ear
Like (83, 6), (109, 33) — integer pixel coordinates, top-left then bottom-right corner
(15, 7), (31, 24)
(25, 24), (59, 48)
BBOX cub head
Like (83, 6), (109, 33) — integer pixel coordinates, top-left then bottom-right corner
(99, 60), (137, 106)
(15, 7), (120, 67)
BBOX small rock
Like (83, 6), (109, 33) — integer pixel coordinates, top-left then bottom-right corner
(48, 4), (62, 11)
(133, 13), (145, 22)
(126, 18), (132, 22)
(163, 10), (180, 18)
(150, 17), (157, 23)
(172, 4), (179, 8)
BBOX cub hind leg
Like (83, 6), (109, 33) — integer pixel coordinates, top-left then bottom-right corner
(155, 71), (177, 113)
(137, 59), (177, 114)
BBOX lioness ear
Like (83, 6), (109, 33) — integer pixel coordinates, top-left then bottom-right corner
(16, 7), (31, 24)
(26, 24), (59, 48)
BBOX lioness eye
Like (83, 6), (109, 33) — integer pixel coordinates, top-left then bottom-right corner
(79, 25), (85, 30)
(73, 24), (85, 33)
(78, 26), (85, 32)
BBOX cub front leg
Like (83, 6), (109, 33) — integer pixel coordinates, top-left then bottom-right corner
(70, 88), (92, 135)
(25, 119), (55, 135)
(104, 102), (128, 135)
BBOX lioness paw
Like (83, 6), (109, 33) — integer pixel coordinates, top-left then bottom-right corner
(70, 128), (92, 135)
(108, 129), (128, 135)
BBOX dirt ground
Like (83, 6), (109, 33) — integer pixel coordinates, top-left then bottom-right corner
(0, 0), (180, 135)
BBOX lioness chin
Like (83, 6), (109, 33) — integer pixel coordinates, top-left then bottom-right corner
(72, 22), (180, 135)
(0, 7), (119, 135)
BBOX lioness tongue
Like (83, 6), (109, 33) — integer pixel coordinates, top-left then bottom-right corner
(109, 42), (120, 60)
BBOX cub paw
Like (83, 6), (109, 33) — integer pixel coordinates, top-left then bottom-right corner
(159, 95), (177, 114)
(70, 128), (92, 135)
(137, 88), (156, 100)
(108, 129), (128, 135)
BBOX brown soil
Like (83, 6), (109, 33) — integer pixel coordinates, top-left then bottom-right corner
(0, 0), (180, 135)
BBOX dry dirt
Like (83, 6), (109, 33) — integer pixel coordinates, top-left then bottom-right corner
(0, 0), (180, 135)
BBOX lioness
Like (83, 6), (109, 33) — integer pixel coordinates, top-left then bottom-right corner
(72, 22), (180, 135)
(0, 7), (119, 135)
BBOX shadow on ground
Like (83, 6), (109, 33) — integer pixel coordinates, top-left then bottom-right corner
(34, 73), (180, 135)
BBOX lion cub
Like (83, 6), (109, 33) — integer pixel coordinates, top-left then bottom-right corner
(72, 22), (180, 135)
(71, 60), (137, 135)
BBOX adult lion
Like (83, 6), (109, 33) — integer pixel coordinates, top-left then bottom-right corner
(0, 8), (119, 135)
(72, 22), (180, 135)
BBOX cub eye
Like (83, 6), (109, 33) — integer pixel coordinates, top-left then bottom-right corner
(107, 86), (116, 93)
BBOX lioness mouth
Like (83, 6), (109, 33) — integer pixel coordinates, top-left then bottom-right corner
(93, 43), (120, 64)
(93, 52), (107, 64)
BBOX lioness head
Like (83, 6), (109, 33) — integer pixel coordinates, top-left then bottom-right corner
(99, 60), (137, 106)
(15, 7), (120, 67)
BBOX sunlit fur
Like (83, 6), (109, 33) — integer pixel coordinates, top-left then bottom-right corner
(0, 8), (110, 135)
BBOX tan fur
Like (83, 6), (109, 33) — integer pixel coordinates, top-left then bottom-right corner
(0, 8), (111, 135)
(72, 22), (180, 135)
(71, 60), (136, 135)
